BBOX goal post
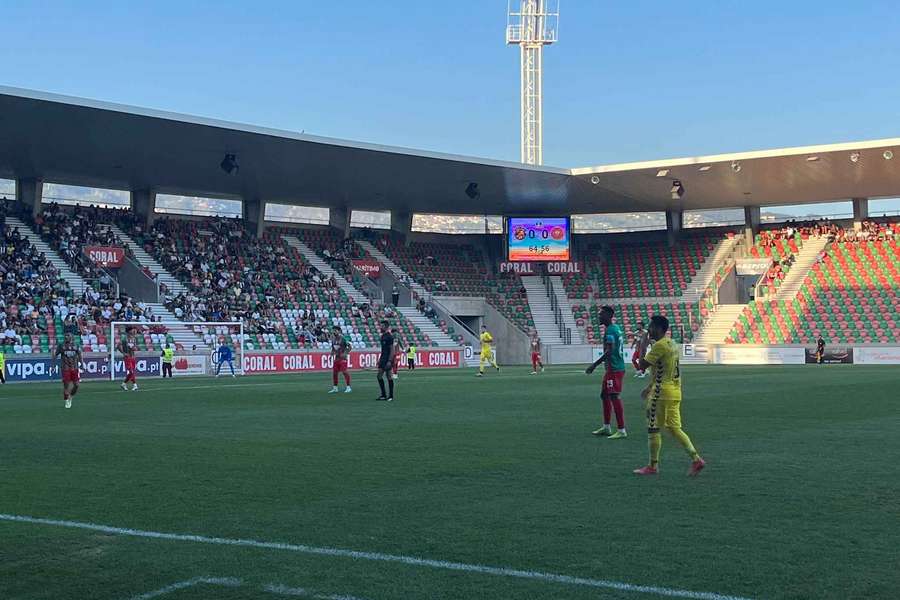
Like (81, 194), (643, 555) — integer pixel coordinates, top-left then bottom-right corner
(109, 321), (245, 381)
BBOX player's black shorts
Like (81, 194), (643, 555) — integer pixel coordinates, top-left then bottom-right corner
(378, 359), (391, 371)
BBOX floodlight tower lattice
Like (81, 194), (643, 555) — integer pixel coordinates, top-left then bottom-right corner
(506, 0), (559, 166)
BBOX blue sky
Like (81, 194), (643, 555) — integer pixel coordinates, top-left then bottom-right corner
(1, 0), (899, 214)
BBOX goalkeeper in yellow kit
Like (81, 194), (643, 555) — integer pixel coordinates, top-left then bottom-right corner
(476, 325), (500, 377)
(634, 315), (706, 477)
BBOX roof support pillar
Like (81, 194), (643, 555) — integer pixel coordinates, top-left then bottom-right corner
(744, 206), (761, 247)
(15, 178), (43, 218)
(130, 189), (157, 229)
(852, 197), (868, 231)
(666, 209), (682, 247)
(329, 206), (351, 239)
(242, 197), (266, 238)
(391, 209), (412, 239)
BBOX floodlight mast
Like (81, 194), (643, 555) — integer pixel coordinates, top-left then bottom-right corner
(506, 0), (559, 166)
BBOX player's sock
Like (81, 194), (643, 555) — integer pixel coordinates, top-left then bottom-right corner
(612, 397), (626, 430)
(333, 372), (339, 387)
(387, 379), (394, 399)
(343, 372), (351, 386)
(602, 398), (612, 427)
(649, 431), (662, 466)
(377, 377), (386, 398)
(668, 427), (700, 461)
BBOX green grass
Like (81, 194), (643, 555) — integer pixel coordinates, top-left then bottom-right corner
(1, 365), (898, 600)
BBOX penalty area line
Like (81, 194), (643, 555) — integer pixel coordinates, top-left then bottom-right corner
(1, 513), (754, 600)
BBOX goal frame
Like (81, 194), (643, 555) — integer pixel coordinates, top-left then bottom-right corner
(109, 321), (245, 380)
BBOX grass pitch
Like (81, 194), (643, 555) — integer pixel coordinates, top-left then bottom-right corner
(1, 365), (898, 600)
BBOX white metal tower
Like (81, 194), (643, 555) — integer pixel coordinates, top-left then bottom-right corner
(506, 0), (559, 166)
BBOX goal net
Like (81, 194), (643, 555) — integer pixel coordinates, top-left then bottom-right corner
(109, 321), (245, 380)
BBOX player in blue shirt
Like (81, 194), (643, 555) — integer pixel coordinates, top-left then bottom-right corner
(215, 342), (236, 377)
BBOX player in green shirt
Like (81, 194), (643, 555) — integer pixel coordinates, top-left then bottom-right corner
(585, 305), (627, 439)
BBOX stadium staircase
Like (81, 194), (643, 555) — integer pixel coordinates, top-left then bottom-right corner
(549, 276), (581, 342)
(396, 307), (458, 347)
(356, 240), (428, 298)
(691, 234), (741, 297)
(772, 236), (829, 301)
(6, 216), (88, 295)
(108, 224), (189, 296)
(694, 304), (745, 344)
(283, 237), (367, 304)
(695, 236), (827, 344)
(105, 224), (208, 350)
(147, 303), (209, 350)
(521, 277), (564, 344)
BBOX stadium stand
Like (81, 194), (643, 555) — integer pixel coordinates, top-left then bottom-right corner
(726, 222), (900, 344)
(1, 202), (173, 354)
(6, 196), (897, 356)
(124, 218), (434, 350)
(281, 227), (373, 301)
(564, 231), (736, 345)
(31, 204), (180, 351)
(746, 226), (805, 297)
(355, 232), (535, 332)
(0, 203), (77, 354)
(587, 232), (722, 299)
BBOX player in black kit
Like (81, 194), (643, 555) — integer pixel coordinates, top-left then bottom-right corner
(376, 320), (395, 401)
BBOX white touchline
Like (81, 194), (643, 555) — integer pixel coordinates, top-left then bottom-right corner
(128, 576), (241, 600)
(0, 513), (755, 600)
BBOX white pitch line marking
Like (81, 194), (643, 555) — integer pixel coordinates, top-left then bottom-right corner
(128, 576), (241, 600)
(263, 583), (371, 600)
(1, 513), (754, 600)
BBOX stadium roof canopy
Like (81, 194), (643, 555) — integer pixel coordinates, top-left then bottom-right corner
(2, 85), (900, 216)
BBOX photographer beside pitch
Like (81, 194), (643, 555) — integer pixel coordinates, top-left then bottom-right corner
(633, 315), (705, 477)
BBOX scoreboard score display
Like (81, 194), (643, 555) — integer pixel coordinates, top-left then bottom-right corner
(507, 217), (571, 262)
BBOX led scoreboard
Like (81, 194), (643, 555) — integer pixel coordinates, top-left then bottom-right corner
(507, 217), (571, 262)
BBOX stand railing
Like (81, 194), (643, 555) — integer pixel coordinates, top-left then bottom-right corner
(543, 273), (572, 344)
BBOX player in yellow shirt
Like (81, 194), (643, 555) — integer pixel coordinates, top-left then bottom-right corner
(476, 325), (500, 377)
(634, 315), (706, 477)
